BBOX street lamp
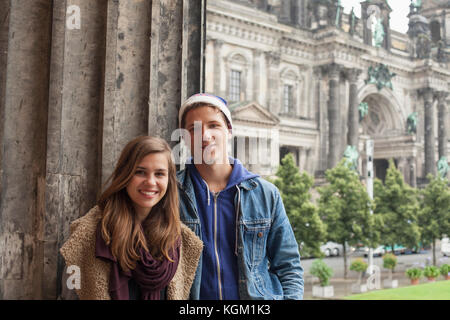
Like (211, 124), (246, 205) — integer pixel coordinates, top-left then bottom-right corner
(366, 139), (374, 273)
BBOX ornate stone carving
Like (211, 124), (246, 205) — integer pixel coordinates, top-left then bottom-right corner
(365, 64), (396, 91)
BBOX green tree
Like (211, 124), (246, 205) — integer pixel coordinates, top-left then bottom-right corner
(273, 153), (326, 258)
(419, 174), (450, 266)
(373, 159), (420, 254)
(318, 160), (379, 279)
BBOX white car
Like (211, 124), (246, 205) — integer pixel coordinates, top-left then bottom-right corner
(362, 246), (386, 257)
(320, 242), (354, 257)
(441, 237), (450, 257)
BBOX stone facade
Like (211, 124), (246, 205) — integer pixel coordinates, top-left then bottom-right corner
(205, 0), (450, 184)
(0, 0), (205, 300)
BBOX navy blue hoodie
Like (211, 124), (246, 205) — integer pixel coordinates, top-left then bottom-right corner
(186, 157), (259, 300)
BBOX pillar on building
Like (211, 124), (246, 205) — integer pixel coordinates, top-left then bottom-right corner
(408, 157), (417, 187)
(252, 48), (262, 103)
(265, 52), (281, 114)
(397, 157), (407, 181)
(419, 88), (436, 176)
(324, 63), (342, 169)
(0, 0), (205, 300)
(436, 91), (448, 160)
(346, 68), (362, 150)
(314, 66), (328, 174)
(213, 39), (224, 97)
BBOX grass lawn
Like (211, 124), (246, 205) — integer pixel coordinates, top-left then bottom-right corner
(345, 280), (450, 300)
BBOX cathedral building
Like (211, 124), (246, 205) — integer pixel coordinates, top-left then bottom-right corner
(205, 0), (450, 185)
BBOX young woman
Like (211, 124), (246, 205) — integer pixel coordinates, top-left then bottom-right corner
(59, 136), (203, 300)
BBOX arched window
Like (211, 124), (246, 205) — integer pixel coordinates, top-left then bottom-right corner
(279, 68), (302, 117)
(225, 53), (249, 103)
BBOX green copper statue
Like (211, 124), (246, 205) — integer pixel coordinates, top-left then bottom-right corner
(343, 145), (359, 171)
(335, 0), (342, 27)
(412, 0), (422, 9)
(359, 102), (369, 122)
(407, 112), (418, 135)
(437, 156), (449, 179)
(349, 7), (356, 35)
(373, 18), (385, 47)
(366, 64), (396, 91)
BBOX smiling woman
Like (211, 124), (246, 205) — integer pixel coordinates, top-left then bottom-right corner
(59, 136), (203, 300)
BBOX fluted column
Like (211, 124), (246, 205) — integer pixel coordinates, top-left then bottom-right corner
(213, 39), (224, 96)
(346, 68), (362, 149)
(436, 91), (449, 160)
(419, 88), (436, 176)
(408, 157), (417, 187)
(325, 63), (342, 169)
(0, 0), (53, 299)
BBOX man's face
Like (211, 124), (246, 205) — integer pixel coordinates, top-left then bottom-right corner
(184, 106), (231, 165)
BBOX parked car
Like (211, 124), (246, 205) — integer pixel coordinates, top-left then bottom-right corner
(362, 246), (386, 257)
(442, 237), (450, 257)
(384, 244), (407, 255)
(320, 242), (354, 257)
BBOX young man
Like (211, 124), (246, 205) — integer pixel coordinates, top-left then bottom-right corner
(176, 93), (304, 300)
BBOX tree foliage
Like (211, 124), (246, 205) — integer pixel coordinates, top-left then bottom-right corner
(273, 153), (326, 258)
(318, 159), (378, 278)
(418, 174), (450, 265)
(373, 159), (420, 250)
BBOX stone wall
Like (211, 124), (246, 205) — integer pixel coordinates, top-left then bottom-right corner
(0, 0), (205, 300)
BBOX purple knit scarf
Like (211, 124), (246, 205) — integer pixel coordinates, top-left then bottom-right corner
(95, 222), (180, 300)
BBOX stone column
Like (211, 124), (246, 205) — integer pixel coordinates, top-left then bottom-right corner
(265, 52), (281, 114)
(213, 39), (224, 96)
(397, 157), (407, 180)
(0, 0), (206, 300)
(408, 157), (417, 187)
(346, 68), (362, 149)
(419, 88), (436, 176)
(325, 63), (342, 169)
(0, 0), (53, 299)
(314, 67), (328, 173)
(252, 48), (262, 103)
(436, 91), (448, 160)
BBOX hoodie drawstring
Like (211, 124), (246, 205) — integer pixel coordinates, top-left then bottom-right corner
(202, 178), (211, 206)
(235, 185), (240, 256)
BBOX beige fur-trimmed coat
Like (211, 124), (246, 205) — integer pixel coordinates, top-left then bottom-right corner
(59, 206), (203, 300)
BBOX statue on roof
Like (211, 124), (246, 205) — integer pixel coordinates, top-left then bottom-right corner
(349, 7), (357, 35)
(373, 18), (385, 47)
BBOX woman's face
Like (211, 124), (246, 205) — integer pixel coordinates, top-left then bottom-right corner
(126, 152), (169, 221)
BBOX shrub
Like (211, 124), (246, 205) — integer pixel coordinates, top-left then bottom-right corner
(382, 253), (397, 270)
(405, 268), (422, 280)
(310, 259), (334, 287)
(350, 258), (368, 273)
(424, 266), (440, 279)
(440, 264), (450, 277)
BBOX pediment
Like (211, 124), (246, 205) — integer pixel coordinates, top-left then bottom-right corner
(230, 102), (279, 126)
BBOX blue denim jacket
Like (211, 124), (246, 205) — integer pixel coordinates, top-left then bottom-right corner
(177, 167), (304, 300)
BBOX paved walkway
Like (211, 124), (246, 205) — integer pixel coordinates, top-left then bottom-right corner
(303, 271), (421, 300)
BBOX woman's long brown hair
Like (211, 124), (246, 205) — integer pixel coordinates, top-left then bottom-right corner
(97, 136), (181, 272)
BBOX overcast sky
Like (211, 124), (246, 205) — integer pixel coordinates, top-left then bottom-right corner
(341, 0), (410, 33)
